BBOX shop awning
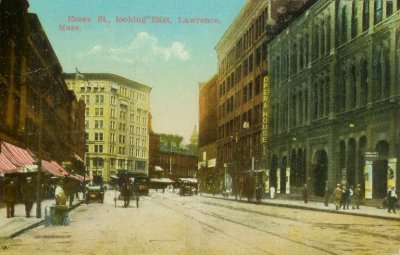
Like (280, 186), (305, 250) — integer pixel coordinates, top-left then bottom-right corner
(41, 160), (69, 177)
(74, 154), (84, 163)
(0, 152), (18, 173)
(1, 141), (35, 168)
(154, 166), (163, 171)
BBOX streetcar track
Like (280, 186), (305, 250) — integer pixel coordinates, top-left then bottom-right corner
(151, 199), (274, 254)
(153, 197), (336, 255)
(201, 199), (400, 242)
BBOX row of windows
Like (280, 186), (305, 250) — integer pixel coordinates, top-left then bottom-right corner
(219, 43), (267, 97)
(270, 0), (400, 84)
(270, 47), (396, 133)
(85, 120), (148, 135)
(87, 144), (147, 158)
(218, 76), (263, 119)
(219, 8), (267, 74)
(217, 103), (262, 139)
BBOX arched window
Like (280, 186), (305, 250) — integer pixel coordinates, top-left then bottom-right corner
(292, 94), (297, 127)
(383, 51), (390, 98)
(360, 60), (368, 105)
(298, 91), (303, 124)
(305, 34), (309, 65)
(325, 78), (330, 115)
(341, 6), (348, 44)
(313, 82), (318, 119)
(350, 65), (357, 108)
(314, 25), (320, 60)
(299, 38), (304, 70)
(339, 70), (346, 112)
(321, 21), (325, 55)
(304, 88), (309, 122)
(351, 0), (358, 38)
(373, 51), (382, 101)
(374, 0), (383, 24)
(326, 16), (331, 52)
(319, 80), (324, 118)
(387, 0), (393, 16)
(292, 42), (298, 75)
(363, 0), (370, 31)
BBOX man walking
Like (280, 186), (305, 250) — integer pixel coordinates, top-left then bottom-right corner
(302, 184), (309, 204)
(21, 177), (35, 217)
(323, 181), (331, 207)
(353, 184), (362, 209)
(3, 178), (17, 218)
(387, 186), (398, 213)
(334, 184), (342, 211)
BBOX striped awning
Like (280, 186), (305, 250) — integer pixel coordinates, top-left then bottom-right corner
(0, 152), (18, 173)
(1, 141), (35, 167)
(41, 160), (69, 177)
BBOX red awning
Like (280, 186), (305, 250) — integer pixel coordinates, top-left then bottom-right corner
(42, 160), (69, 177)
(0, 152), (18, 173)
(50, 161), (69, 176)
(1, 141), (35, 167)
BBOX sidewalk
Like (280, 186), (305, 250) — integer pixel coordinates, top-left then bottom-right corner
(201, 193), (400, 221)
(0, 198), (84, 242)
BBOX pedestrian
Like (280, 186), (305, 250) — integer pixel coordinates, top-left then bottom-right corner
(387, 186), (398, 213)
(340, 186), (348, 210)
(346, 186), (353, 210)
(3, 178), (17, 218)
(64, 178), (76, 206)
(270, 186), (276, 199)
(55, 180), (66, 206)
(323, 181), (330, 207)
(334, 184), (342, 211)
(121, 181), (131, 208)
(353, 184), (362, 209)
(302, 184), (309, 204)
(21, 177), (35, 218)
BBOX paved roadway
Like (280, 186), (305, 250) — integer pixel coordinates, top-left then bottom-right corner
(0, 190), (399, 255)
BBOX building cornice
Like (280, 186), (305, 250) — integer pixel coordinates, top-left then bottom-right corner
(215, 0), (268, 58)
(63, 72), (152, 93)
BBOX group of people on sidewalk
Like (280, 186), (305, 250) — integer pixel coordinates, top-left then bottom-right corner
(3, 177), (35, 218)
(333, 184), (363, 211)
(2, 176), (83, 219)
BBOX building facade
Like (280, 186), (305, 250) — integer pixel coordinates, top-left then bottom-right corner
(267, 0), (400, 198)
(215, 0), (268, 194)
(198, 75), (218, 192)
(156, 134), (197, 180)
(0, 0), (85, 165)
(65, 73), (151, 182)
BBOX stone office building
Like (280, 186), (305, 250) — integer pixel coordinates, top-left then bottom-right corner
(65, 73), (151, 182)
(215, 0), (268, 194)
(267, 0), (400, 198)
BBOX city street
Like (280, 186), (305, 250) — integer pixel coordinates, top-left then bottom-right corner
(0, 190), (399, 255)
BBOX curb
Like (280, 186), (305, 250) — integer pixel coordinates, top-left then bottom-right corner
(0, 200), (85, 243)
(202, 195), (400, 222)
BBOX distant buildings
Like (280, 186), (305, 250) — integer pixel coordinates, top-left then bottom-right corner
(149, 131), (198, 180)
(64, 73), (151, 182)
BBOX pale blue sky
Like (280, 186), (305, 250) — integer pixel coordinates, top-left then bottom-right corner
(28, 0), (247, 142)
